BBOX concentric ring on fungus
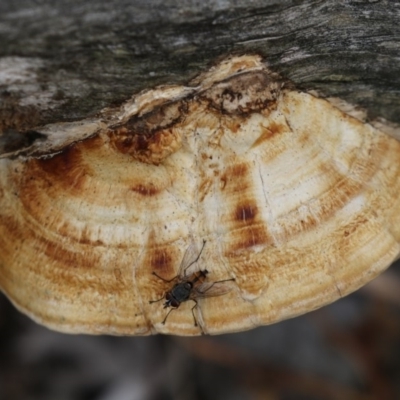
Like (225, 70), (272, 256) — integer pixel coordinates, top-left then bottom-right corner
(1, 55), (400, 335)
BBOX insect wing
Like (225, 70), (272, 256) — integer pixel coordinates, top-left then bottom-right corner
(178, 241), (204, 277)
(191, 279), (234, 299)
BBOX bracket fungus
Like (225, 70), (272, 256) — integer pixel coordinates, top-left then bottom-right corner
(0, 55), (400, 336)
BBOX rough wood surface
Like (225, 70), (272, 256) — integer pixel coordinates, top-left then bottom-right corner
(0, 0), (399, 133)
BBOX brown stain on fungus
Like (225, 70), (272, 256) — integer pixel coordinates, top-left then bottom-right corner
(37, 146), (81, 176)
(108, 100), (187, 164)
(231, 163), (248, 178)
(131, 183), (160, 196)
(33, 135), (105, 186)
(220, 163), (248, 189)
(224, 118), (243, 133)
(109, 127), (182, 165)
(231, 224), (271, 251)
(252, 121), (286, 148)
(235, 203), (258, 222)
(150, 248), (174, 276)
(31, 144), (92, 194)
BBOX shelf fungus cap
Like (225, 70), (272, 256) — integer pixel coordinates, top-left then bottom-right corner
(1, 55), (400, 336)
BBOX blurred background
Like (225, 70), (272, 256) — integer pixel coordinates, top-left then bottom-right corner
(0, 260), (399, 400)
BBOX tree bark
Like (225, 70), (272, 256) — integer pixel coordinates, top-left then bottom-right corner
(1, 0), (399, 142)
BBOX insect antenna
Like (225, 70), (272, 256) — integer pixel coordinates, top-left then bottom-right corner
(149, 296), (164, 304)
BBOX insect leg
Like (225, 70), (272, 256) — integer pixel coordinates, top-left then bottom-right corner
(183, 239), (206, 276)
(190, 299), (205, 334)
(162, 308), (175, 325)
(197, 278), (235, 294)
(190, 299), (199, 327)
(152, 271), (175, 283)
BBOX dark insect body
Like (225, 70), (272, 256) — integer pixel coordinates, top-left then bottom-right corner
(164, 269), (208, 308)
(149, 241), (234, 331)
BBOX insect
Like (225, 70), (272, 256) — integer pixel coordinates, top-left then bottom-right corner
(149, 240), (235, 331)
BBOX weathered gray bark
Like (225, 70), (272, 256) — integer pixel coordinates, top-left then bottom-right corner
(1, 0), (399, 139)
